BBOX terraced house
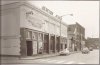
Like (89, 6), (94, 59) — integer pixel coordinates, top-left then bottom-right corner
(1, 2), (68, 57)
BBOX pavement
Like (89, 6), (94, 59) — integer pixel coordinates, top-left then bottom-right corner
(1, 51), (79, 60)
(20, 51), (79, 60)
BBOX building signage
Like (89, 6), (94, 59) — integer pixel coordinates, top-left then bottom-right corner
(55, 15), (62, 20)
(42, 6), (53, 15)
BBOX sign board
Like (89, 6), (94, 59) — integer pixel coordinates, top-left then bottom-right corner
(42, 6), (53, 15)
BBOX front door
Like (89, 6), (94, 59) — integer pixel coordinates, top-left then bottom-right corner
(26, 41), (33, 56)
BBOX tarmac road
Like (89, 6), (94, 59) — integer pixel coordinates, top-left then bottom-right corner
(1, 49), (99, 64)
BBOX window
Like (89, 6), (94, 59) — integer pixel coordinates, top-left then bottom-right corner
(68, 27), (71, 31)
(65, 44), (67, 48)
(33, 32), (38, 40)
(38, 33), (43, 41)
(26, 31), (32, 39)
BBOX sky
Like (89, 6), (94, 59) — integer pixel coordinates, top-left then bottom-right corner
(28, 1), (99, 38)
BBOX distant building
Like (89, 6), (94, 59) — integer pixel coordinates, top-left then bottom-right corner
(0, 2), (68, 57)
(86, 38), (100, 49)
(67, 22), (85, 51)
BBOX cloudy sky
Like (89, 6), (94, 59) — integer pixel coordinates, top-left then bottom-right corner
(29, 1), (99, 38)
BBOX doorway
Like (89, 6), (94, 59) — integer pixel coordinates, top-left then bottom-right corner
(50, 36), (55, 53)
(26, 41), (33, 56)
(44, 34), (49, 53)
(56, 37), (60, 52)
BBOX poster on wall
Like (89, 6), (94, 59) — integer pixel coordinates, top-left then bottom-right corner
(38, 41), (43, 54)
(33, 41), (37, 55)
(38, 33), (43, 54)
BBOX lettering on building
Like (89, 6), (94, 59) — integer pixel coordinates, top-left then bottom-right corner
(26, 11), (42, 28)
(42, 6), (53, 15)
(55, 15), (62, 20)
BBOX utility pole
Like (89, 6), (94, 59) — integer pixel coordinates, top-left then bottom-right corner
(59, 14), (73, 51)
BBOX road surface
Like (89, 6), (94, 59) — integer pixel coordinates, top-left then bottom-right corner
(1, 49), (99, 64)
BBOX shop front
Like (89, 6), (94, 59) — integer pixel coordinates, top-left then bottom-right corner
(60, 37), (67, 50)
(20, 28), (33, 56)
(20, 28), (44, 56)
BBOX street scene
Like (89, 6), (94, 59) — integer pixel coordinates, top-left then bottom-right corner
(0, 1), (99, 65)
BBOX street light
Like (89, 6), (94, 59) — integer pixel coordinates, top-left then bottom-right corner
(59, 13), (73, 51)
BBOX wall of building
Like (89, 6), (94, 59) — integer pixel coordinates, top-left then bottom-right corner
(0, 2), (68, 56)
(61, 24), (67, 37)
(20, 3), (61, 36)
(1, 4), (20, 55)
(19, 2), (68, 56)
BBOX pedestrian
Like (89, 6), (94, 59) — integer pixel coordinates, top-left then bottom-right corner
(39, 47), (42, 54)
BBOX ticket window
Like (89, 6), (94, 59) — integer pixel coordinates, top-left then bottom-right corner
(26, 31), (32, 40)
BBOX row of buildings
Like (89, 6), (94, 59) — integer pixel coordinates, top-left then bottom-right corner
(0, 2), (88, 57)
(85, 38), (100, 49)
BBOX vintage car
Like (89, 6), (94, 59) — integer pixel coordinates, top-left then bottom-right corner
(82, 47), (90, 54)
(59, 48), (70, 56)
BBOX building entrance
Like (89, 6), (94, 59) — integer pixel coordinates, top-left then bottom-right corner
(44, 34), (49, 53)
(50, 36), (55, 53)
(26, 41), (33, 56)
(56, 37), (60, 52)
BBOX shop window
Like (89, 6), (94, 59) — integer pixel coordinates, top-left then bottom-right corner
(33, 32), (37, 40)
(38, 33), (43, 41)
(65, 44), (67, 48)
(68, 27), (71, 31)
(26, 31), (32, 39)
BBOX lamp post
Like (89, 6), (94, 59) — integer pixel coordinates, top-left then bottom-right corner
(59, 14), (73, 51)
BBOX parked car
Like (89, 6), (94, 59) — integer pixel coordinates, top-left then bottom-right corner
(89, 47), (93, 51)
(59, 48), (70, 56)
(81, 47), (90, 54)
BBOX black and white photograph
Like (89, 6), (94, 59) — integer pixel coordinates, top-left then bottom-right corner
(0, 0), (100, 65)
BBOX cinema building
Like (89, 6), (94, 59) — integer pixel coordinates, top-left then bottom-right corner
(0, 2), (68, 56)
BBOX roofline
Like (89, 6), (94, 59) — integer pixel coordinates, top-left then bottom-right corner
(1, 1), (68, 26)
(23, 2), (68, 26)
